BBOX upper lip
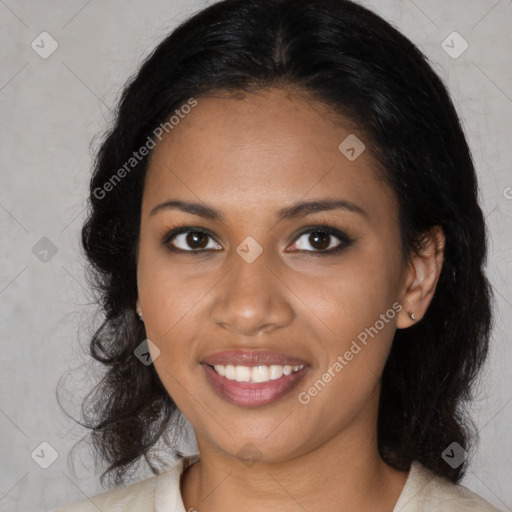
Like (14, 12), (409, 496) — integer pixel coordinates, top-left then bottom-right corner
(201, 350), (309, 367)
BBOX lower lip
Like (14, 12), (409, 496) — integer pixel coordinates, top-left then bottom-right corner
(202, 364), (308, 407)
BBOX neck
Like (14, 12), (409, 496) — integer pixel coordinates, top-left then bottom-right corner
(181, 408), (409, 512)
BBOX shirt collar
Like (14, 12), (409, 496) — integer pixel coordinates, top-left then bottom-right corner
(155, 454), (200, 512)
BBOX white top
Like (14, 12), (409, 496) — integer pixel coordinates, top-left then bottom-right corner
(54, 455), (502, 511)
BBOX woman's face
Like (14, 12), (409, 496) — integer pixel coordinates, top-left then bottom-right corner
(136, 88), (412, 464)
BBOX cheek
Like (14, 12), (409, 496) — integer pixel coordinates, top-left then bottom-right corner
(136, 248), (202, 370)
(138, 237), (206, 330)
(291, 247), (400, 344)
(287, 241), (400, 397)
(294, 266), (398, 427)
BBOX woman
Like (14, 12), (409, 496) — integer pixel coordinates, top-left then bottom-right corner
(55, 0), (502, 510)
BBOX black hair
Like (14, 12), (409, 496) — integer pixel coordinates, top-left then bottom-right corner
(61, 0), (493, 488)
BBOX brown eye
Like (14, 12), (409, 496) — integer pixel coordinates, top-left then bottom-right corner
(308, 232), (331, 250)
(163, 228), (222, 252)
(186, 231), (209, 249)
(289, 226), (354, 255)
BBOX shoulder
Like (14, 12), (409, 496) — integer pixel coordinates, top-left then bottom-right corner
(53, 455), (199, 512)
(395, 461), (503, 512)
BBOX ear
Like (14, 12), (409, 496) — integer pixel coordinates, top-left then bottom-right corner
(396, 225), (445, 329)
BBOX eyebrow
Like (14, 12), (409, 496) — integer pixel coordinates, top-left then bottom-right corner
(149, 198), (369, 222)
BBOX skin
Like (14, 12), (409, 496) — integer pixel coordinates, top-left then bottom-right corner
(135, 87), (445, 512)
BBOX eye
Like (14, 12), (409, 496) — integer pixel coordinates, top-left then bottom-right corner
(162, 227), (222, 252)
(287, 226), (354, 255)
(161, 224), (354, 255)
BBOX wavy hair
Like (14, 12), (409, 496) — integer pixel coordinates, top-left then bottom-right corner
(61, 0), (494, 488)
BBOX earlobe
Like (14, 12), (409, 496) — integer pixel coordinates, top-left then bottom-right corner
(136, 298), (143, 321)
(396, 226), (445, 329)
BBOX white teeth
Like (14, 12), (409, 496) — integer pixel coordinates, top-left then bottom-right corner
(235, 365), (251, 382)
(212, 364), (304, 383)
(269, 365), (283, 380)
(252, 365), (270, 383)
(225, 364), (236, 380)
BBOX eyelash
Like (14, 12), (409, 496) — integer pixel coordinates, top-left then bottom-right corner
(160, 224), (355, 257)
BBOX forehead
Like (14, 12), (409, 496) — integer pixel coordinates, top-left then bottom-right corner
(143, 88), (396, 225)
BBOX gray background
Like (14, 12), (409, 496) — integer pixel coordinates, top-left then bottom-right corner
(0, 0), (511, 510)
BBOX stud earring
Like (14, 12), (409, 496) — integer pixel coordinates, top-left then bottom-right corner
(137, 310), (143, 321)
(409, 312), (416, 321)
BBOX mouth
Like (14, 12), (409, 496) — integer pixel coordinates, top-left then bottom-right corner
(209, 363), (305, 382)
(201, 350), (310, 407)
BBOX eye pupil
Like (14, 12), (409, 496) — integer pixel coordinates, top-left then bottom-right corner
(310, 232), (330, 250)
(187, 231), (208, 248)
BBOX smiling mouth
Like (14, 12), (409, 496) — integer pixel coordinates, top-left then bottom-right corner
(202, 363), (309, 407)
(209, 363), (305, 383)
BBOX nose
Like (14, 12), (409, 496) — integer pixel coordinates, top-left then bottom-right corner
(209, 247), (295, 337)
